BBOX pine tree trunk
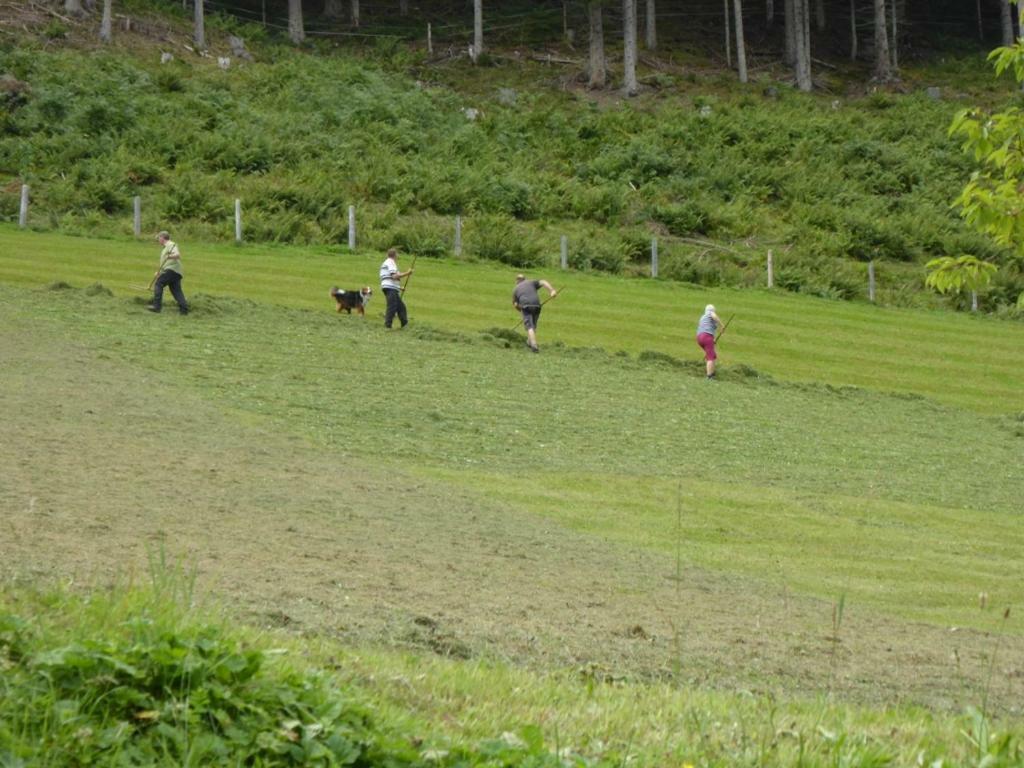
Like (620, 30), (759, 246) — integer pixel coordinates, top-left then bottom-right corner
(766, 0), (774, 28)
(623, 0), (638, 95)
(473, 0), (483, 56)
(64, 0), (83, 14)
(99, 0), (112, 42)
(587, 2), (607, 88)
(794, 0), (812, 90)
(400, 0), (408, 15)
(734, 0), (748, 82)
(351, 0), (360, 27)
(194, 0), (206, 50)
(815, 0), (825, 32)
(724, 0), (732, 66)
(784, 0), (796, 66)
(890, 0), (898, 69)
(288, 0), (305, 43)
(1001, 0), (1014, 46)
(873, 0), (892, 80)
(324, 0), (343, 19)
(850, 0), (858, 60)
(644, 0), (657, 49)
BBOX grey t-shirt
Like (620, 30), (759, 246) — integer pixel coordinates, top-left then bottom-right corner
(513, 280), (542, 308)
(696, 312), (717, 335)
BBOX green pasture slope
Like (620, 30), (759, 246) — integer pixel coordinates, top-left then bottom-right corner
(2, 226), (1023, 414)
(3, 226), (1024, 763)
(2, 225), (1023, 621)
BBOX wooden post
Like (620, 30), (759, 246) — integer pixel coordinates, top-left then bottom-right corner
(348, 205), (356, 251)
(235, 199), (243, 243)
(651, 237), (659, 277)
(427, 23), (433, 55)
(767, 249), (774, 288)
(868, 261), (876, 302)
(971, 290), (978, 312)
(133, 196), (141, 236)
(18, 185), (29, 229)
(560, 235), (568, 270)
(454, 215), (462, 256)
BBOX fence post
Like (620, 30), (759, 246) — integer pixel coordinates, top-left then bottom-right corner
(18, 185), (29, 228)
(133, 196), (141, 237)
(651, 237), (659, 278)
(427, 23), (433, 55)
(560, 235), (568, 270)
(234, 199), (243, 243)
(867, 261), (876, 303)
(348, 205), (356, 251)
(971, 290), (978, 312)
(454, 215), (462, 256)
(767, 249), (774, 288)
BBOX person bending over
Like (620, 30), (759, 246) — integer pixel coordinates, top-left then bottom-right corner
(513, 273), (557, 353)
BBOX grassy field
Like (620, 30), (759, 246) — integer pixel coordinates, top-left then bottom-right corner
(2, 226), (1024, 762)
(2, 226), (1023, 414)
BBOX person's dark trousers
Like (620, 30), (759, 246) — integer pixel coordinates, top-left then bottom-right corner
(152, 270), (189, 314)
(383, 288), (407, 328)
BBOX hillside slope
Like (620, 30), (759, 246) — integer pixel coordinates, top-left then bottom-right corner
(1, 4), (1022, 310)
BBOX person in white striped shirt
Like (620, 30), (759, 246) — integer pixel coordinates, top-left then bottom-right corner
(379, 248), (414, 329)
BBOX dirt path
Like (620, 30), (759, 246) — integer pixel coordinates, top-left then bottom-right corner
(1, 305), (1020, 714)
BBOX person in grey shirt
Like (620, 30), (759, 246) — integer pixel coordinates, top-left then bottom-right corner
(512, 273), (557, 353)
(695, 303), (723, 379)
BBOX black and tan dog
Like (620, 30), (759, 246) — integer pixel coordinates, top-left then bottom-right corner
(330, 286), (373, 316)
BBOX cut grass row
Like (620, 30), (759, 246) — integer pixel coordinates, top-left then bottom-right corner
(2, 226), (1023, 414)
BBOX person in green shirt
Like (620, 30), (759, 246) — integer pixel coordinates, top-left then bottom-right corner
(149, 231), (189, 315)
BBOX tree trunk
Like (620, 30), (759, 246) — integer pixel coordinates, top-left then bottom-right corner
(587, 2), (607, 88)
(1015, 3), (1024, 91)
(734, 0), (748, 82)
(644, 0), (656, 49)
(890, 0), (898, 69)
(1001, 0), (1014, 46)
(194, 0), (206, 51)
(766, 0), (774, 28)
(724, 0), (732, 67)
(623, 0), (638, 95)
(64, 0), (83, 14)
(815, 0), (825, 32)
(794, 0), (812, 90)
(850, 0), (858, 60)
(288, 0), (305, 43)
(784, 0), (796, 66)
(324, 0), (343, 19)
(351, 0), (360, 27)
(976, 0), (983, 40)
(473, 0), (483, 56)
(873, 0), (892, 80)
(400, 0), (408, 15)
(99, 0), (112, 42)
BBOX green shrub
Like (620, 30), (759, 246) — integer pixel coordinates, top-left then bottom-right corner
(385, 215), (451, 258)
(569, 235), (627, 274)
(468, 215), (544, 268)
(161, 174), (224, 222)
(649, 200), (709, 236)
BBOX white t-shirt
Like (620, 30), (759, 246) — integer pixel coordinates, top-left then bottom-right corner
(379, 257), (400, 290)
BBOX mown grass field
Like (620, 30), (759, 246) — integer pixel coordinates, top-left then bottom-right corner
(2, 226), (1024, 763)
(3, 226), (1023, 413)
